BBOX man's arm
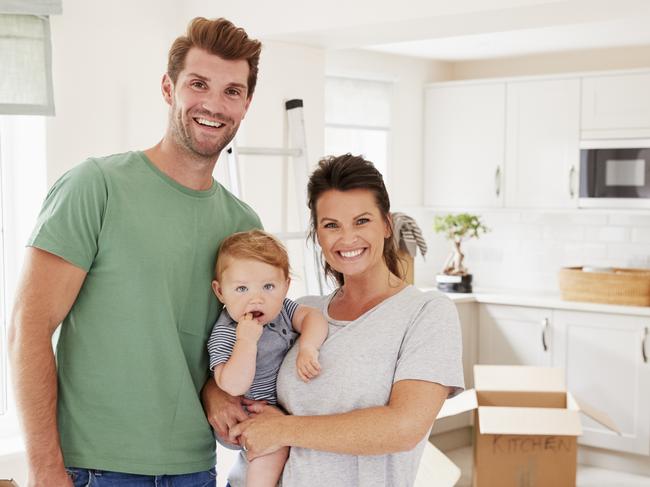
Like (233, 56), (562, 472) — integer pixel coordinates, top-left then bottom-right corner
(8, 248), (87, 487)
(201, 380), (249, 447)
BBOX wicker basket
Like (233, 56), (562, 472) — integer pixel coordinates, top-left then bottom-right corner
(558, 267), (650, 306)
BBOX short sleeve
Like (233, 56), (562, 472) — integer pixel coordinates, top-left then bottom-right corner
(394, 293), (465, 398)
(28, 159), (108, 271)
(207, 309), (237, 371)
(282, 298), (299, 322)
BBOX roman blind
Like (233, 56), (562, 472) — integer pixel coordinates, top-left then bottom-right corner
(0, 0), (62, 115)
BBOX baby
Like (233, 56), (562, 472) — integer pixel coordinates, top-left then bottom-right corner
(207, 229), (328, 487)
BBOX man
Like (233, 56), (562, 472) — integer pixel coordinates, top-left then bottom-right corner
(9, 17), (261, 487)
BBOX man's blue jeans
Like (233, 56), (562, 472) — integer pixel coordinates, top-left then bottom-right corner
(65, 467), (217, 486)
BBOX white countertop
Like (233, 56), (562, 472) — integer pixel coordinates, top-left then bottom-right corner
(422, 287), (650, 317)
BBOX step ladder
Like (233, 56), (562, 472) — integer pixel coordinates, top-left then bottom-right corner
(225, 99), (325, 296)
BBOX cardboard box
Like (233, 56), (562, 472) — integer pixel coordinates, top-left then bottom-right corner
(437, 365), (619, 487)
(0, 480), (20, 487)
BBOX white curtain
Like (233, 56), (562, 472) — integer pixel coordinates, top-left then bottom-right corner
(0, 0), (62, 115)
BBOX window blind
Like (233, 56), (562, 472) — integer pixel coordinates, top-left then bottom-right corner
(0, 0), (62, 115)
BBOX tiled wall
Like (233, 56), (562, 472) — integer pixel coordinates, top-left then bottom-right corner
(400, 208), (650, 294)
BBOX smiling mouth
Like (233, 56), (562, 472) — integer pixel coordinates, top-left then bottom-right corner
(194, 117), (224, 129)
(338, 248), (365, 259)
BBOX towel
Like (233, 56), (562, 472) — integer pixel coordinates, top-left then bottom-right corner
(392, 212), (427, 258)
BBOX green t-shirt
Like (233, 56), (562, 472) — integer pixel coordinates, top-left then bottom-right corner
(29, 151), (261, 474)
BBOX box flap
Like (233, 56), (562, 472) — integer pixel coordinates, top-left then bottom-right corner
(474, 365), (566, 392)
(478, 406), (583, 436)
(414, 441), (461, 487)
(568, 392), (621, 434)
(437, 389), (478, 419)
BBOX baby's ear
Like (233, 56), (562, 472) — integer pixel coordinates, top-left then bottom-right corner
(212, 280), (224, 301)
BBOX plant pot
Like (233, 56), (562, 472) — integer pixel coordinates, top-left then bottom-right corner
(436, 273), (473, 293)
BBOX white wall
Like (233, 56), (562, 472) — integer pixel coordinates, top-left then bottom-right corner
(451, 44), (650, 80)
(326, 49), (451, 207)
(46, 0), (183, 185)
(231, 40), (325, 234)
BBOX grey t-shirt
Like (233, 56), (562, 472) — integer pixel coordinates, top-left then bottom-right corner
(276, 286), (464, 487)
(207, 298), (299, 404)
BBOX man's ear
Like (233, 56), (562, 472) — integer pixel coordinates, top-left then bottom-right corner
(241, 94), (253, 120)
(162, 73), (174, 106)
(212, 280), (224, 302)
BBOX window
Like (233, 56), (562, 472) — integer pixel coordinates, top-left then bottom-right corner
(0, 115), (47, 436)
(324, 76), (393, 177)
(0, 1), (60, 429)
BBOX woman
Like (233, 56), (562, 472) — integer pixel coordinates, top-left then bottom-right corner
(220, 154), (464, 487)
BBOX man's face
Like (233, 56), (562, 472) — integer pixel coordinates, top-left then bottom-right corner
(163, 47), (252, 160)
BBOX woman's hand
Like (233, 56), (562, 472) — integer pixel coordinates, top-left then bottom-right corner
(229, 403), (287, 460)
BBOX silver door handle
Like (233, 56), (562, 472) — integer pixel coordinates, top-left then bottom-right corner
(643, 327), (648, 364)
(542, 318), (549, 352)
(495, 166), (501, 198)
(569, 165), (576, 198)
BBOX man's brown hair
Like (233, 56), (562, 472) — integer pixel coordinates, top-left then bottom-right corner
(215, 230), (290, 280)
(167, 17), (262, 97)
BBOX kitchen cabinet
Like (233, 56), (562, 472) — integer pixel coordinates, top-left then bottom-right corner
(478, 304), (553, 366)
(581, 71), (650, 139)
(424, 77), (580, 210)
(554, 310), (650, 455)
(423, 82), (505, 208)
(504, 78), (580, 208)
(432, 301), (478, 434)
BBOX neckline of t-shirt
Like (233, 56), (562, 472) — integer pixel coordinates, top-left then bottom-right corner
(136, 151), (220, 198)
(323, 285), (415, 326)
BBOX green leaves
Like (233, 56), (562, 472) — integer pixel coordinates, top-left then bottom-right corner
(433, 213), (489, 242)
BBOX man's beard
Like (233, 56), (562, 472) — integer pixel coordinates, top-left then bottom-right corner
(171, 107), (238, 160)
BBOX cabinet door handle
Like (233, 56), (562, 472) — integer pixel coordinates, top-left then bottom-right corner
(643, 327), (648, 364)
(541, 318), (549, 352)
(569, 165), (576, 198)
(495, 166), (501, 198)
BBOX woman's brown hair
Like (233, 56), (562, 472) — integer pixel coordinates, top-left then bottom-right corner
(307, 154), (403, 287)
(167, 17), (262, 97)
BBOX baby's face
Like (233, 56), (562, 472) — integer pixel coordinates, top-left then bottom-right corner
(213, 257), (289, 325)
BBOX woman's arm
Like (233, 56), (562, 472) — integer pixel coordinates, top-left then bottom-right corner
(230, 379), (449, 459)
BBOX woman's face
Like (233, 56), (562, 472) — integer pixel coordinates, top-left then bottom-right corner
(315, 188), (391, 279)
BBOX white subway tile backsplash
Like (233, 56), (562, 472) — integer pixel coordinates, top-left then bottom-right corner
(563, 243), (609, 266)
(608, 214), (650, 226)
(606, 243), (650, 267)
(542, 225), (585, 241)
(583, 226), (631, 243)
(481, 211), (522, 225)
(412, 209), (650, 293)
(632, 227), (650, 243)
(527, 212), (608, 226)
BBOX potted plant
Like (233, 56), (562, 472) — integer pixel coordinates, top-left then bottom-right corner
(433, 213), (489, 293)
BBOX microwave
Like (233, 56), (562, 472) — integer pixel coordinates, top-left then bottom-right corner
(579, 139), (650, 208)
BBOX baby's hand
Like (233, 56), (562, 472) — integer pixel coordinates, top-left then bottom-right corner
(236, 313), (264, 343)
(296, 345), (321, 382)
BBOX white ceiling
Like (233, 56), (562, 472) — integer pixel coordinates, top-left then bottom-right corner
(185, 0), (650, 61)
(367, 16), (650, 60)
